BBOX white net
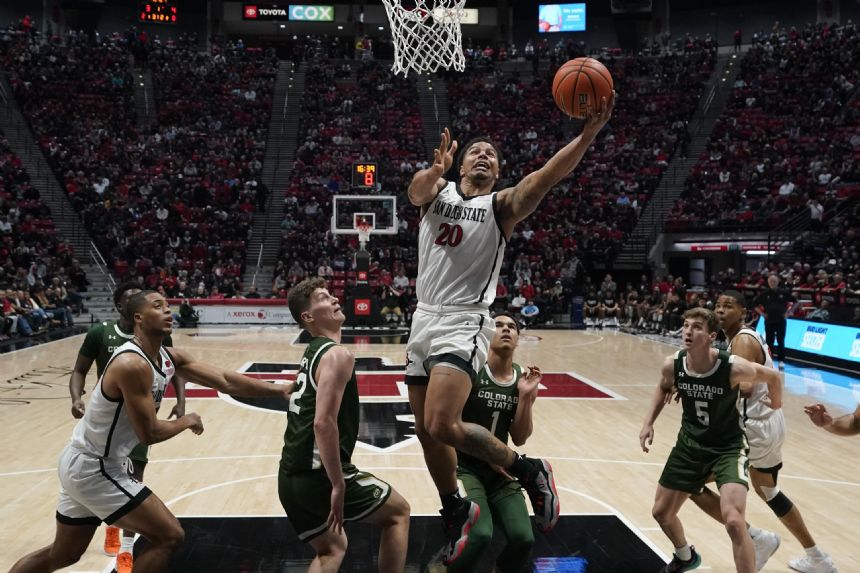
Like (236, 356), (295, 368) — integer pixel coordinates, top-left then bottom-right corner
(381, 0), (466, 77)
(357, 223), (373, 249)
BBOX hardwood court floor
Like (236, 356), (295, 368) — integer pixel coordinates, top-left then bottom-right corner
(1, 327), (858, 572)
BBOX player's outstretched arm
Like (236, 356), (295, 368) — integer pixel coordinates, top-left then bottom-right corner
(408, 127), (455, 207)
(730, 356), (782, 409)
(495, 92), (614, 234)
(640, 355), (675, 453)
(804, 403), (860, 436)
(510, 366), (541, 446)
(169, 347), (294, 399)
(111, 353), (203, 445)
(313, 346), (355, 534)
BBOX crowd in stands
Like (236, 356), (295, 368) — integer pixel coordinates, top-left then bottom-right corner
(1, 29), (276, 300)
(0, 130), (81, 339)
(276, 58), (423, 307)
(668, 21), (860, 230)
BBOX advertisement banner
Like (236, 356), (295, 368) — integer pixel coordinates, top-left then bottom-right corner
(756, 318), (860, 363)
(195, 304), (296, 325)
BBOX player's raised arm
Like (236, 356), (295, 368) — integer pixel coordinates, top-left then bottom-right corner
(730, 355), (782, 410)
(313, 345), (356, 533)
(495, 92), (615, 234)
(510, 366), (541, 446)
(168, 347), (294, 399)
(111, 353), (203, 445)
(408, 128), (455, 207)
(640, 355), (675, 452)
(804, 403), (860, 436)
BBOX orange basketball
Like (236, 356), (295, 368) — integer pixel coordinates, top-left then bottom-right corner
(552, 57), (614, 118)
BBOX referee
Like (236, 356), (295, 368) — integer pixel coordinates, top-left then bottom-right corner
(754, 273), (796, 368)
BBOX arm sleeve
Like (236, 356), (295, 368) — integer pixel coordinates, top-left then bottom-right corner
(78, 324), (103, 359)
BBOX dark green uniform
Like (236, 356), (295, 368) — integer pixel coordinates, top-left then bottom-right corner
(659, 349), (749, 494)
(450, 363), (534, 573)
(78, 321), (174, 464)
(278, 336), (391, 541)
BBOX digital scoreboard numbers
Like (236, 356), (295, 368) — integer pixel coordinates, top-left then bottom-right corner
(352, 163), (378, 188)
(139, 1), (178, 24)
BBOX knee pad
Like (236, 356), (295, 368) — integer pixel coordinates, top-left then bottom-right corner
(765, 491), (793, 518)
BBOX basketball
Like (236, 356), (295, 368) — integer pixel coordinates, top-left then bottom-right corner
(552, 57), (614, 118)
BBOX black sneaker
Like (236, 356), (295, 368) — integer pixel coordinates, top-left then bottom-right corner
(519, 457), (560, 533)
(440, 499), (480, 566)
(660, 546), (702, 572)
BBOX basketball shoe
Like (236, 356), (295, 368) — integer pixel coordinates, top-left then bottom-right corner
(661, 546), (702, 572)
(519, 457), (560, 533)
(751, 529), (780, 571)
(788, 553), (837, 573)
(103, 526), (120, 556)
(440, 500), (480, 565)
(115, 549), (133, 573)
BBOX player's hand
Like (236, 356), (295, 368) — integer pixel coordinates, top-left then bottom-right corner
(518, 366), (542, 397)
(184, 412), (204, 435)
(582, 91), (615, 138)
(281, 380), (295, 400)
(662, 386), (680, 405)
(168, 402), (185, 419)
(803, 403), (832, 428)
(639, 424), (654, 453)
(431, 127), (457, 177)
(328, 480), (346, 534)
(71, 399), (86, 419)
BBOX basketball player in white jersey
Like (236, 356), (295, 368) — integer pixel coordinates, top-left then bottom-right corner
(9, 291), (294, 573)
(405, 94), (614, 564)
(687, 291), (836, 573)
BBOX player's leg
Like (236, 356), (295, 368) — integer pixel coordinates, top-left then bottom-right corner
(279, 469), (348, 571)
(307, 529), (348, 573)
(750, 467), (835, 572)
(447, 469), (495, 572)
(9, 520), (99, 573)
(713, 448), (754, 573)
(490, 481), (534, 573)
(111, 494), (185, 573)
(407, 384), (458, 495)
(114, 445), (150, 570)
(655, 442), (705, 570)
(359, 488), (410, 573)
(717, 483), (755, 573)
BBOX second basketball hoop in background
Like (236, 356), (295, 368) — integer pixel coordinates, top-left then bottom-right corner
(381, 0), (466, 76)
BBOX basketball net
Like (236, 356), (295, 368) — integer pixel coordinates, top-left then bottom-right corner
(357, 223), (373, 251)
(381, 0), (466, 77)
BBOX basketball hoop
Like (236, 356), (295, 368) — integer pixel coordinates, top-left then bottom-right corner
(381, 0), (466, 77)
(357, 223), (373, 250)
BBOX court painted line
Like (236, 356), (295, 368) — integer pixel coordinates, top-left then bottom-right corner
(548, 335), (606, 349)
(0, 331), (86, 356)
(556, 485), (670, 563)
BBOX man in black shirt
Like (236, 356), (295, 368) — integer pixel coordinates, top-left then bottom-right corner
(754, 274), (796, 368)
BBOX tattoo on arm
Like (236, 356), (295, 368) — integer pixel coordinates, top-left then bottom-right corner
(460, 421), (513, 466)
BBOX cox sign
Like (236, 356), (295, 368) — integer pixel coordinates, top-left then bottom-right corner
(289, 5), (334, 21)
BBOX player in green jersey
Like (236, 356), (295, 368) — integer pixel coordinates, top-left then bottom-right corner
(448, 311), (542, 573)
(640, 308), (782, 573)
(279, 277), (410, 573)
(68, 282), (186, 564)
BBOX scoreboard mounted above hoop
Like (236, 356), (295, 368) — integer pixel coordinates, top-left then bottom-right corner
(139, 0), (178, 24)
(352, 163), (378, 188)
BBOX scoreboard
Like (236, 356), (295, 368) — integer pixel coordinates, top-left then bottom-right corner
(139, 0), (178, 24)
(352, 163), (378, 188)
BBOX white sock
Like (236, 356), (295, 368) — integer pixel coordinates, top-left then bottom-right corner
(748, 526), (762, 538)
(674, 544), (692, 561)
(120, 534), (134, 554)
(805, 545), (825, 558)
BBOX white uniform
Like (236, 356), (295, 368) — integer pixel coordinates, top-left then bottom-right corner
(731, 327), (785, 470)
(57, 341), (175, 524)
(406, 181), (505, 382)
